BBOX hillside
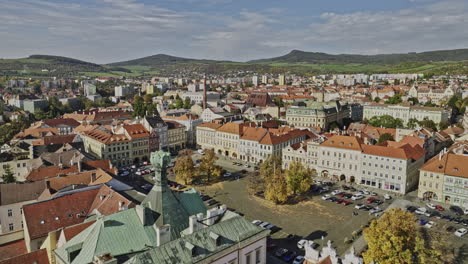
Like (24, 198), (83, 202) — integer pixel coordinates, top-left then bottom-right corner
(0, 55), (112, 77)
(249, 49), (468, 65)
(109, 54), (224, 67)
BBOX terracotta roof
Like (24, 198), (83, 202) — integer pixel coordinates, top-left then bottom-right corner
(163, 114), (199, 120)
(321, 135), (364, 151)
(442, 127), (464, 135)
(83, 128), (130, 144)
(217, 123), (244, 135)
(42, 118), (80, 127)
(317, 256), (332, 264)
(61, 221), (96, 241)
(123, 124), (150, 139)
(88, 185), (135, 216)
(362, 143), (425, 160)
(14, 127), (58, 139)
(420, 152), (468, 178)
(0, 240), (27, 262)
(82, 160), (117, 175)
(246, 93), (274, 107)
(32, 134), (77, 146)
(45, 169), (113, 192)
(0, 248), (49, 264)
(240, 127), (268, 141)
(23, 188), (99, 239)
(73, 123), (99, 133)
(164, 120), (185, 130)
(26, 165), (79, 181)
(197, 123), (223, 130)
(0, 181), (46, 205)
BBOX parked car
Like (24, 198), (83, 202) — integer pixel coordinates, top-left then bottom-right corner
(259, 222), (270, 228)
(450, 206), (464, 216)
(355, 204), (365, 210)
(374, 199), (383, 205)
(265, 223), (276, 230)
(384, 194), (392, 200)
(454, 228), (467, 237)
(427, 203), (436, 210)
(321, 194), (331, 200)
(293, 255), (305, 264)
(198, 149), (205, 155)
(331, 190), (342, 195)
(415, 207), (429, 216)
(406, 206), (417, 213)
(343, 193), (353, 199)
(342, 200), (352, 206)
(329, 197), (338, 202)
(252, 220), (262, 226)
(370, 207), (382, 214)
(335, 198), (344, 204)
(425, 221), (435, 228)
(297, 239), (308, 249)
(419, 219), (429, 226)
(342, 185), (350, 190)
(223, 172), (232, 178)
(446, 226), (456, 232)
(275, 248), (288, 257)
(282, 251), (297, 262)
(365, 197), (375, 204)
(435, 205), (445, 211)
(351, 194), (364, 200)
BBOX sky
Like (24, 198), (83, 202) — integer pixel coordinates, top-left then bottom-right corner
(0, 0), (467, 64)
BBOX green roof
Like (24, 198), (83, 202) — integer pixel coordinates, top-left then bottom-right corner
(125, 215), (270, 264)
(54, 208), (157, 264)
(142, 187), (207, 240)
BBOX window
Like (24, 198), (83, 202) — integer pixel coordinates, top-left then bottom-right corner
(246, 252), (252, 264)
(9, 223), (13, 231)
(7, 209), (12, 217)
(255, 247), (262, 263)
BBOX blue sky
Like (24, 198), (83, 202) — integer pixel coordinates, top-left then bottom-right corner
(0, 0), (466, 63)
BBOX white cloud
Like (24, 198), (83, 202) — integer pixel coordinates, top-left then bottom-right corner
(0, 0), (466, 63)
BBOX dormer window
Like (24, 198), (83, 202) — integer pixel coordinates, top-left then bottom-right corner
(40, 220), (45, 224)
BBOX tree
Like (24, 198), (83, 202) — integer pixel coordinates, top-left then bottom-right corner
(174, 152), (196, 185)
(174, 97), (184, 109)
(199, 149), (222, 182)
(2, 164), (16, 183)
(408, 97), (419, 105)
(363, 208), (441, 264)
(285, 161), (313, 195)
(439, 121), (450, 130)
(132, 95), (145, 117)
(418, 118), (438, 131)
(143, 94), (153, 104)
(259, 155), (282, 181)
(273, 96), (284, 107)
(377, 133), (394, 144)
(183, 97), (192, 109)
(373, 97), (381, 103)
(384, 94), (402, 105)
(407, 118), (419, 129)
(368, 115), (403, 128)
(265, 170), (288, 204)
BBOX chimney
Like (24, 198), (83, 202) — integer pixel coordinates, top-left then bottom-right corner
(185, 241), (196, 257)
(136, 205), (146, 225)
(78, 159), (82, 172)
(203, 77), (207, 110)
(156, 225), (171, 246)
(189, 215), (197, 234)
(58, 155), (63, 168)
(209, 232), (221, 246)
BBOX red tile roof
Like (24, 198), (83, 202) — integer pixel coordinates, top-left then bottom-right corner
(61, 221), (96, 241)
(43, 118), (80, 127)
(23, 188), (99, 239)
(123, 124), (150, 139)
(27, 160), (116, 181)
(88, 185), (135, 216)
(32, 134), (77, 146)
(0, 240), (27, 262)
(321, 135), (364, 151)
(0, 248), (49, 264)
(362, 143), (425, 160)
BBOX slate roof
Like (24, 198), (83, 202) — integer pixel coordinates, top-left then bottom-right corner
(125, 215), (270, 264)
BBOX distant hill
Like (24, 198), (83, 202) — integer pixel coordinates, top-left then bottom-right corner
(109, 54), (226, 67)
(249, 49), (468, 65)
(0, 55), (110, 77)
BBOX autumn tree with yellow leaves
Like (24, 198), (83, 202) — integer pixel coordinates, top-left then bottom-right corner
(363, 208), (441, 264)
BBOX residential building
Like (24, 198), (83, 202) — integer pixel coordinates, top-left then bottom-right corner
(23, 99), (49, 114)
(82, 124), (150, 166)
(286, 101), (350, 130)
(0, 155), (43, 182)
(279, 74), (286, 86)
(252, 75), (259, 86)
(83, 84), (97, 96)
(363, 103), (450, 124)
(282, 135), (426, 194)
(197, 122), (315, 162)
(0, 182), (46, 235)
(139, 114), (168, 151)
(200, 107), (242, 123)
(408, 85), (456, 105)
(164, 120), (187, 151)
(163, 114), (203, 147)
(114, 86), (134, 98)
(31, 119), (80, 135)
(418, 142), (468, 207)
(63, 110), (132, 124)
